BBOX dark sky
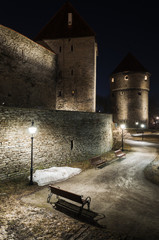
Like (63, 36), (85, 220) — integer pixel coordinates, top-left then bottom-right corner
(1, 1), (159, 101)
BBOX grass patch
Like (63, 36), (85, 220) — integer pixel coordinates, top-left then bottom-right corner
(0, 176), (41, 198)
(68, 150), (118, 170)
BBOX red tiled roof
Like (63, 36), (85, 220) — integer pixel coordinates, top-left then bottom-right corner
(112, 52), (149, 74)
(34, 1), (95, 41)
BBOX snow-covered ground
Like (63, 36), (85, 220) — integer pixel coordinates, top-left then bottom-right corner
(31, 167), (81, 186)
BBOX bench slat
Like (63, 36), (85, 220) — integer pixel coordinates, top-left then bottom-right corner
(114, 149), (126, 158)
(50, 186), (83, 204)
(90, 156), (106, 168)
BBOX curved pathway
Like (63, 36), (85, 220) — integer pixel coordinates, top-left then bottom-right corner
(56, 140), (159, 239)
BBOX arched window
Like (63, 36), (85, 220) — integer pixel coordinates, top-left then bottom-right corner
(124, 75), (129, 80)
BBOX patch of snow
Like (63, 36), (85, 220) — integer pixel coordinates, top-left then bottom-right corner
(31, 167), (81, 186)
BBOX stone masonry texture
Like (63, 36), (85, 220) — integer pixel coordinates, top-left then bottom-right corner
(0, 25), (57, 109)
(37, 36), (97, 112)
(0, 107), (113, 181)
(110, 72), (150, 128)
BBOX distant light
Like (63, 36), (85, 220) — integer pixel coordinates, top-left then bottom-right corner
(112, 77), (114, 83)
(120, 124), (126, 129)
(141, 124), (145, 128)
(135, 122), (139, 125)
(156, 116), (159, 120)
(145, 75), (148, 80)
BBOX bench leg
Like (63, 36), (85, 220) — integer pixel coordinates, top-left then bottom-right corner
(47, 192), (53, 203)
(87, 201), (90, 211)
(78, 205), (84, 216)
(86, 197), (91, 211)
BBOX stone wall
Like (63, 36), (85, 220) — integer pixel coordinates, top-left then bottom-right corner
(38, 36), (97, 112)
(0, 107), (113, 180)
(0, 25), (57, 109)
(110, 72), (150, 128)
(113, 89), (149, 126)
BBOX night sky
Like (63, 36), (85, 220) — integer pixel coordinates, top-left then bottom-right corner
(1, 1), (159, 102)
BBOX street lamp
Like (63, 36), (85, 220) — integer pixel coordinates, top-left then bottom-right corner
(140, 124), (145, 141)
(120, 124), (126, 151)
(135, 122), (139, 128)
(28, 121), (37, 185)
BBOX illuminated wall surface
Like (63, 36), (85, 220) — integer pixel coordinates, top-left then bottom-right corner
(38, 37), (97, 112)
(0, 25), (57, 109)
(0, 24), (97, 112)
(0, 107), (113, 180)
(110, 53), (150, 128)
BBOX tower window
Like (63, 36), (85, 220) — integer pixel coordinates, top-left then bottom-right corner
(71, 69), (74, 75)
(58, 91), (62, 97)
(124, 75), (129, 80)
(72, 90), (75, 96)
(59, 46), (62, 52)
(59, 71), (62, 78)
(71, 45), (73, 52)
(112, 77), (114, 83)
(71, 140), (73, 150)
(145, 75), (148, 81)
(68, 13), (72, 26)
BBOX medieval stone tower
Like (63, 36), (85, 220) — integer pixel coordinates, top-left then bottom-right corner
(35, 2), (98, 112)
(110, 53), (150, 128)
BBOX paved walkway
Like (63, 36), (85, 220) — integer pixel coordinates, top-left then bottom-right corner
(22, 140), (159, 240)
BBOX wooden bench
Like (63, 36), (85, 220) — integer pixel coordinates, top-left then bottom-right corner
(90, 156), (106, 168)
(114, 149), (126, 159)
(47, 186), (91, 214)
(136, 130), (144, 134)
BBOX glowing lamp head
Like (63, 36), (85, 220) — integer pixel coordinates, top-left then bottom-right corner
(120, 124), (126, 129)
(135, 122), (139, 125)
(28, 122), (37, 135)
(141, 124), (145, 128)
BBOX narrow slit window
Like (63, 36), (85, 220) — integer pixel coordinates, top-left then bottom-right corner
(59, 71), (62, 78)
(71, 140), (73, 150)
(112, 77), (114, 83)
(71, 69), (74, 75)
(58, 91), (62, 97)
(68, 13), (72, 26)
(145, 75), (148, 81)
(59, 46), (62, 52)
(71, 45), (73, 52)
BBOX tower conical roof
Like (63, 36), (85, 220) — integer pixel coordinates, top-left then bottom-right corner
(112, 52), (149, 74)
(34, 1), (95, 41)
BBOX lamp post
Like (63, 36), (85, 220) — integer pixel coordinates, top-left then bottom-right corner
(120, 124), (126, 151)
(140, 124), (145, 141)
(135, 121), (139, 128)
(28, 121), (37, 185)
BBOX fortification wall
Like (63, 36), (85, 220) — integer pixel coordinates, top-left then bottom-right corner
(0, 107), (113, 181)
(0, 25), (57, 109)
(113, 89), (149, 127)
(38, 36), (97, 112)
(111, 72), (150, 128)
(111, 72), (150, 91)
